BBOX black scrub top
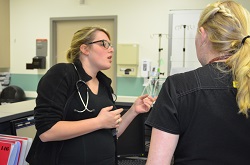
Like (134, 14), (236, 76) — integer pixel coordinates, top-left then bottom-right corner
(58, 82), (116, 165)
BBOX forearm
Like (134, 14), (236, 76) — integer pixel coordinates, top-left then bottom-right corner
(39, 117), (102, 142)
(117, 106), (138, 137)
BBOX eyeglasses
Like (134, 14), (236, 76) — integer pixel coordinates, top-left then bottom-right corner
(87, 40), (113, 49)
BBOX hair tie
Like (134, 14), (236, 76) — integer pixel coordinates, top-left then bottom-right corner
(241, 35), (250, 45)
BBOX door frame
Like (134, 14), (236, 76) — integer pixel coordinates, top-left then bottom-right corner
(50, 15), (117, 66)
(50, 15), (118, 92)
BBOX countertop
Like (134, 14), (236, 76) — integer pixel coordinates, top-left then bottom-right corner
(0, 96), (135, 123)
(0, 99), (35, 123)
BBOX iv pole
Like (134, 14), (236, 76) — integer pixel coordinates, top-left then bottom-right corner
(142, 33), (167, 96)
(183, 25), (186, 67)
(158, 34), (163, 79)
(153, 33), (167, 79)
(151, 33), (167, 96)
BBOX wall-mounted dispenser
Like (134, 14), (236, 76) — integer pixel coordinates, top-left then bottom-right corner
(26, 39), (47, 69)
(141, 60), (151, 77)
(117, 44), (139, 77)
(26, 56), (46, 69)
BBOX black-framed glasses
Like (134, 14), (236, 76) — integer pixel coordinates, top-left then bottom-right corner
(87, 40), (113, 49)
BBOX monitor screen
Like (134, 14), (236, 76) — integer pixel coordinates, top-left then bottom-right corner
(10, 116), (36, 139)
(116, 109), (145, 157)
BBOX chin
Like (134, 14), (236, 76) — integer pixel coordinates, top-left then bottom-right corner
(101, 66), (111, 70)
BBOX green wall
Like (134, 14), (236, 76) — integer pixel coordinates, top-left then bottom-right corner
(10, 74), (145, 97)
(116, 77), (144, 96)
(10, 74), (42, 91)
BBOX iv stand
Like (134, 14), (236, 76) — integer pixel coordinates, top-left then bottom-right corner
(154, 33), (167, 79)
(141, 33), (168, 97)
(149, 33), (167, 97)
(158, 34), (163, 79)
(183, 25), (186, 67)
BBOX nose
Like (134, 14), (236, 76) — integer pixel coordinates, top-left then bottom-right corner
(109, 46), (114, 52)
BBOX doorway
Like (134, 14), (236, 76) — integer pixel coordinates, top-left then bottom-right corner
(50, 16), (117, 92)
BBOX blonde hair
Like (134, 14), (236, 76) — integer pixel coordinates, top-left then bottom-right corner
(66, 26), (111, 63)
(198, 1), (250, 117)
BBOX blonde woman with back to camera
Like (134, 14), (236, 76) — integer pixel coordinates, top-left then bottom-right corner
(146, 1), (250, 165)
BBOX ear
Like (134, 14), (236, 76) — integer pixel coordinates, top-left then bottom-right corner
(199, 27), (207, 44)
(80, 44), (89, 55)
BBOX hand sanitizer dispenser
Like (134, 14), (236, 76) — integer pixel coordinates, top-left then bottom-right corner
(141, 60), (151, 77)
(26, 39), (47, 69)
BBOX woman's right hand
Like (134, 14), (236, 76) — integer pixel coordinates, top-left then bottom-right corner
(97, 106), (123, 129)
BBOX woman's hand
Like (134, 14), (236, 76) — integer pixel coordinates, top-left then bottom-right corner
(131, 94), (157, 114)
(97, 106), (123, 129)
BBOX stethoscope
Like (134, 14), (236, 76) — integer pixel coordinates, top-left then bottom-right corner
(72, 63), (95, 113)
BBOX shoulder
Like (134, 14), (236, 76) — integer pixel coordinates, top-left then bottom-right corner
(166, 68), (198, 88)
(167, 65), (213, 86)
(163, 66), (208, 98)
(43, 63), (75, 79)
(36, 63), (78, 105)
(38, 63), (77, 89)
(46, 63), (74, 74)
(164, 64), (229, 97)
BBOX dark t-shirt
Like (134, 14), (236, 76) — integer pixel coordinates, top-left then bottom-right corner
(146, 63), (250, 165)
(26, 61), (116, 165)
(59, 82), (116, 164)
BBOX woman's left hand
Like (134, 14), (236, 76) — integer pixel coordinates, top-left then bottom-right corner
(132, 94), (157, 114)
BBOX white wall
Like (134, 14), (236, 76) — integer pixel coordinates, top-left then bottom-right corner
(10, 0), (250, 76)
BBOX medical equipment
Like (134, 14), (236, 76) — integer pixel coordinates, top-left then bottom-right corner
(141, 60), (151, 78)
(141, 34), (166, 97)
(154, 33), (166, 78)
(183, 25), (186, 67)
(72, 63), (95, 113)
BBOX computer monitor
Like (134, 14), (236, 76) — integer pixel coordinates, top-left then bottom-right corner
(10, 116), (36, 139)
(116, 109), (145, 157)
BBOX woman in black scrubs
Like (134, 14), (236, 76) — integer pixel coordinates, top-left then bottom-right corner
(26, 26), (156, 165)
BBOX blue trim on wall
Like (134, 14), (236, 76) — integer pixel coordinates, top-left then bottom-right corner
(116, 77), (144, 96)
(10, 74), (43, 91)
(10, 74), (145, 96)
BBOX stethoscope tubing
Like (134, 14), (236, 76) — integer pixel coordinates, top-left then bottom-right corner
(72, 63), (95, 113)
